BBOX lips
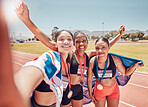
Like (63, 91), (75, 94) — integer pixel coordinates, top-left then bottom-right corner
(79, 46), (85, 49)
(62, 45), (71, 48)
(97, 52), (105, 55)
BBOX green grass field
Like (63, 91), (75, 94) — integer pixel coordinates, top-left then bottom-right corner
(12, 42), (148, 72)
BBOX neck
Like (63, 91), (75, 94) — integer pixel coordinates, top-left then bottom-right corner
(76, 50), (84, 58)
(60, 53), (68, 62)
(98, 55), (108, 63)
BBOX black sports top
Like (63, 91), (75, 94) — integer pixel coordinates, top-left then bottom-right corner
(93, 54), (116, 79)
(35, 80), (53, 92)
(70, 52), (89, 74)
(35, 75), (68, 92)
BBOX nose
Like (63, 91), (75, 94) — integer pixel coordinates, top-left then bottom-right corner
(80, 41), (83, 45)
(63, 39), (69, 44)
(98, 48), (102, 52)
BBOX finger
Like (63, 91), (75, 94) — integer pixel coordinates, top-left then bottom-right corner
(138, 63), (144, 67)
(22, 1), (28, 9)
(140, 63), (144, 67)
(15, 7), (23, 14)
(120, 26), (125, 32)
(123, 26), (125, 31)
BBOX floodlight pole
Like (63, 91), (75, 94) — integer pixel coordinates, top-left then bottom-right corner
(102, 22), (104, 36)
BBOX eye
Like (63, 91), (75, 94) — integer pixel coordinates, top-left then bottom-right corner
(76, 41), (80, 44)
(82, 40), (87, 43)
(96, 47), (99, 50)
(68, 38), (72, 41)
(59, 39), (64, 41)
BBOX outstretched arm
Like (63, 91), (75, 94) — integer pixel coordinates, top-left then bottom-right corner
(0, 6), (28, 107)
(109, 25), (125, 47)
(14, 66), (44, 106)
(87, 26), (125, 58)
(15, 2), (58, 51)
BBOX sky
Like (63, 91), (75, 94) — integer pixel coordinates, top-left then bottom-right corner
(2, 0), (148, 39)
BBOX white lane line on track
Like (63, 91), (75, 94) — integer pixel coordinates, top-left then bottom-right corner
(134, 71), (148, 77)
(128, 83), (148, 89)
(120, 101), (136, 107)
(12, 61), (23, 66)
(12, 51), (39, 57)
(135, 71), (148, 75)
(134, 73), (148, 77)
(12, 54), (32, 60)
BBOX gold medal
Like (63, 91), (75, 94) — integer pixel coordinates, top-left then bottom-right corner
(97, 84), (103, 90)
(67, 90), (73, 99)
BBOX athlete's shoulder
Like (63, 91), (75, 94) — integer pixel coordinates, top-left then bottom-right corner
(89, 56), (96, 63)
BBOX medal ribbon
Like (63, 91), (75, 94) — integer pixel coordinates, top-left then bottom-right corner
(96, 55), (109, 82)
(75, 50), (86, 79)
(60, 55), (71, 89)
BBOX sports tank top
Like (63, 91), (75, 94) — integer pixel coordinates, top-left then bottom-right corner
(93, 54), (116, 79)
(35, 80), (53, 92)
(70, 52), (89, 75)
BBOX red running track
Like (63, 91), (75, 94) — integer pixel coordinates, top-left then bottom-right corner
(12, 51), (148, 107)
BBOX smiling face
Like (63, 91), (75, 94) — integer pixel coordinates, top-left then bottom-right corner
(74, 34), (88, 52)
(56, 31), (73, 54)
(95, 39), (109, 57)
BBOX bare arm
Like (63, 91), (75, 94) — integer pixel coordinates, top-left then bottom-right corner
(0, 6), (28, 107)
(15, 2), (58, 51)
(109, 25), (125, 47)
(112, 55), (143, 75)
(87, 57), (97, 103)
(87, 26), (125, 58)
(14, 66), (44, 106)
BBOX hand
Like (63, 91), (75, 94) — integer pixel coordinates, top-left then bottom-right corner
(119, 25), (125, 35)
(90, 95), (97, 104)
(15, 2), (30, 22)
(134, 62), (144, 68)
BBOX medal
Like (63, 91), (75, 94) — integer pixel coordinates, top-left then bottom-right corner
(75, 51), (86, 86)
(97, 84), (103, 90)
(61, 56), (73, 98)
(80, 80), (85, 86)
(67, 89), (73, 99)
(96, 55), (109, 89)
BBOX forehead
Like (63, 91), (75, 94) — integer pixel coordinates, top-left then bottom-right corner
(95, 41), (108, 47)
(75, 34), (87, 40)
(58, 31), (72, 38)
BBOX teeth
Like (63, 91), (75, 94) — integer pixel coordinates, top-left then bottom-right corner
(79, 46), (84, 49)
(63, 46), (69, 48)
